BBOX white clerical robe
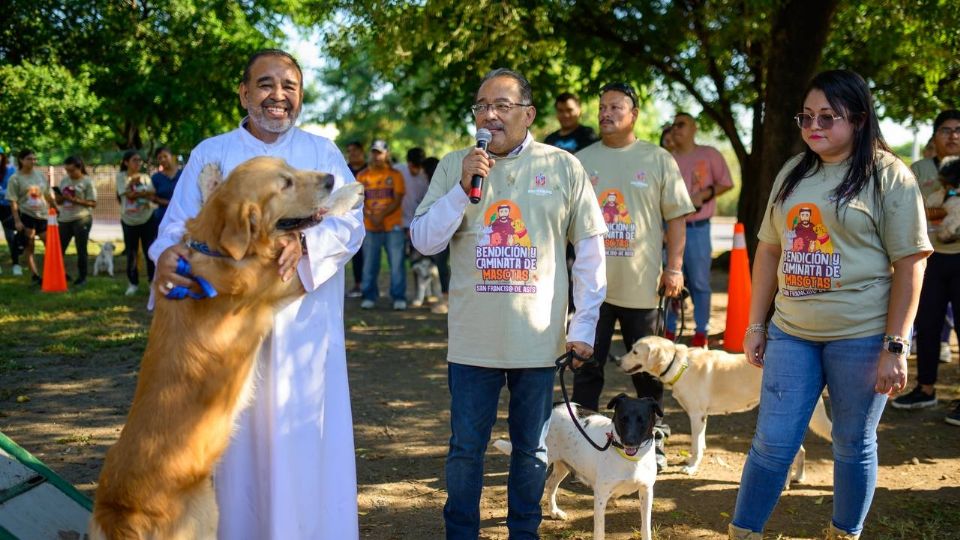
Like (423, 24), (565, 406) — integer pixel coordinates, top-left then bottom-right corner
(149, 120), (363, 540)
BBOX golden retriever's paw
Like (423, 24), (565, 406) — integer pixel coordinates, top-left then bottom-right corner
(198, 162), (224, 202)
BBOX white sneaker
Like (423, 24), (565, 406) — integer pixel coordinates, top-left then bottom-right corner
(12, 264), (23, 276)
(393, 300), (407, 311)
(125, 283), (139, 296)
(940, 342), (952, 363)
(360, 299), (375, 309)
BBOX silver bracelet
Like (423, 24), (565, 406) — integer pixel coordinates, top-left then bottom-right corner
(664, 268), (683, 275)
(745, 323), (767, 336)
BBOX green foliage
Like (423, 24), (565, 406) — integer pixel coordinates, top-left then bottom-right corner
(0, 62), (113, 153)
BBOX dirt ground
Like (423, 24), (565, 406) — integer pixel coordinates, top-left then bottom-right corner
(2, 268), (959, 539)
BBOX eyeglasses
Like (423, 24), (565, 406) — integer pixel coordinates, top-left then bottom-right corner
(470, 102), (530, 116)
(795, 113), (845, 130)
(936, 126), (960, 137)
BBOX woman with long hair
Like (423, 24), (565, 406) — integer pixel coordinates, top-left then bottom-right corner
(55, 155), (97, 286)
(6, 149), (55, 284)
(150, 146), (181, 225)
(727, 70), (931, 539)
(115, 150), (156, 295)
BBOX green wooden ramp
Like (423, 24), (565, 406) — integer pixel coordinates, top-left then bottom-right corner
(0, 431), (92, 540)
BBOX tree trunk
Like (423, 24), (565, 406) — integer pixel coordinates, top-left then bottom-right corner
(738, 0), (840, 259)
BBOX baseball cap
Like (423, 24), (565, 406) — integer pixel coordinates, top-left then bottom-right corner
(371, 139), (389, 152)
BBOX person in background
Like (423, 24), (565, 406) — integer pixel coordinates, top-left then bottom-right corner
(0, 146), (22, 275)
(891, 109), (960, 422)
(116, 150), (156, 296)
(6, 149), (54, 284)
(544, 92), (599, 153)
(55, 155), (97, 286)
(659, 123), (676, 152)
(729, 69), (930, 540)
(664, 112), (735, 347)
(151, 146), (181, 225)
(357, 139), (407, 310)
(399, 147), (429, 257)
(345, 140), (367, 298)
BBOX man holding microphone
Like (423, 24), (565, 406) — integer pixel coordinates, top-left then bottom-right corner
(411, 68), (607, 539)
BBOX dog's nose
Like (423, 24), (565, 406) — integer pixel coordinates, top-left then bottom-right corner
(322, 173), (336, 191)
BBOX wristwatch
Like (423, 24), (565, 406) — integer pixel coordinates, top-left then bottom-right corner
(882, 335), (909, 356)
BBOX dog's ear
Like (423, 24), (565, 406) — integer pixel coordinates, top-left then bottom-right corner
(606, 392), (629, 411)
(219, 202), (261, 261)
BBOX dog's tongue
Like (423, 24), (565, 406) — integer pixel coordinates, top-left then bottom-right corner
(625, 447), (638, 457)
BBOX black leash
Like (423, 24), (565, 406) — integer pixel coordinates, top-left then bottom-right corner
(655, 286), (691, 342)
(554, 351), (614, 452)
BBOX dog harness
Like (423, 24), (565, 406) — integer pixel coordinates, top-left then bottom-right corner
(164, 240), (224, 300)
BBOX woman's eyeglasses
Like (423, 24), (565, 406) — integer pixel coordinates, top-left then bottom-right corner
(795, 113), (845, 130)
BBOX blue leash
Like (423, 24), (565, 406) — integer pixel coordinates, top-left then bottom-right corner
(164, 256), (218, 300)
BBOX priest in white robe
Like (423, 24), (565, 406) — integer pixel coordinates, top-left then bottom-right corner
(148, 49), (363, 540)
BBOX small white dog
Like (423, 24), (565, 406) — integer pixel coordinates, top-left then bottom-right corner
(619, 336), (832, 485)
(93, 241), (116, 277)
(410, 256), (442, 308)
(494, 394), (660, 540)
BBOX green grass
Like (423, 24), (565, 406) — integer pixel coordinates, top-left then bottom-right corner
(0, 244), (152, 375)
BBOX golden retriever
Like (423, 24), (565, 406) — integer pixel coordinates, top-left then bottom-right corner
(89, 157), (363, 539)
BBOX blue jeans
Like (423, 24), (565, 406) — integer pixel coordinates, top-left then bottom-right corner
(360, 228), (406, 302)
(666, 220), (711, 334)
(444, 363), (555, 540)
(732, 324), (887, 535)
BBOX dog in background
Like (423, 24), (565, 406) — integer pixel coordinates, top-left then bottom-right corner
(408, 251), (442, 308)
(494, 394), (660, 540)
(89, 157), (363, 540)
(926, 156), (960, 243)
(619, 336), (832, 486)
(93, 241), (116, 277)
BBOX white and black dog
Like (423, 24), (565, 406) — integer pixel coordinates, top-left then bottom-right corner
(494, 394), (660, 540)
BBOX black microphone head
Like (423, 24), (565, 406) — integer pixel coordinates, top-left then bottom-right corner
(476, 128), (493, 145)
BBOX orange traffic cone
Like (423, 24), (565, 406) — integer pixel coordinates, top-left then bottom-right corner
(723, 222), (751, 352)
(42, 207), (68, 293)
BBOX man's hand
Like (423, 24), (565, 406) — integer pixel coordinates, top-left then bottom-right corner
(659, 269), (684, 298)
(875, 350), (908, 396)
(566, 341), (594, 369)
(368, 212), (385, 230)
(459, 147), (495, 195)
(154, 244), (193, 296)
(277, 234), (302, 282)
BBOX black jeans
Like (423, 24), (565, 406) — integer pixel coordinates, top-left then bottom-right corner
(59, 216), (92, 280)
(572, 302), (662, 412)
(121, 220), (157, 285)
(915, 252), (960, 385)
(0, 205), (20, 265)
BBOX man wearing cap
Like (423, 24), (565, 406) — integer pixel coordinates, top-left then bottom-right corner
(149, 49), (363, 539)
(664, 112), (734, 347)
(573, 82), (695, 472)
(357, 139), (408, 310)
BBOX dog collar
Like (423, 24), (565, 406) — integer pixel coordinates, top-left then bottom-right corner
(606, 432), (650, 462)
(185, 239), (227, 258)
(165, 257), (218, 300)
(659, 352), (689, 386)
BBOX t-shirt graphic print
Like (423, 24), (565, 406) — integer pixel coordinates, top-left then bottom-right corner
(781, 203), (841, 297)
(597, 189), (636, 257)
(475, 199), (538, 294)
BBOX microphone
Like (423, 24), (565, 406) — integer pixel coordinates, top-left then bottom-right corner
(469, 128), (493, 204)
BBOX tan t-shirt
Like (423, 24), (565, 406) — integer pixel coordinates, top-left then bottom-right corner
(58, 176), (96, 222)
(6, 170), (49, 219)
(116, 172), (155, 226)
(758, 151), (932, 341)
(576, 140), (695, 309)
(910, 157), (960, 254)
(416, 141), (607, 368)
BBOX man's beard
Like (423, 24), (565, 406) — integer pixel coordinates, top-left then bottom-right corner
(247, 98), (300, 135)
